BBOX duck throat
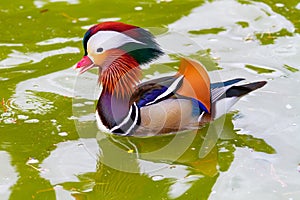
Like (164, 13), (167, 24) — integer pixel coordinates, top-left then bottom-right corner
(98, 54), (141, 129)
(97, 91), (132, 129)
(100, 54), (141, 99)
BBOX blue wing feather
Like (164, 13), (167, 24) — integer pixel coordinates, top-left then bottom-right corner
(136, 86), (168, 107)
(132, 77), (258, 116)
(132, 75), (209, 114)
(131, 76), (179, 107)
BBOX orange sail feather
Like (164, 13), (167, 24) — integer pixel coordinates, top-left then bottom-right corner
(176, 58), (211, 112)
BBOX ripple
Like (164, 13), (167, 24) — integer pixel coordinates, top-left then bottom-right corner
(58, 132), (68, 137)
(78, 113), (95, 122)
(17, 115), (29, 120)
(26, 158), (39, 164)
(0, 77), (9, 81)
(34, 0), (80, 8)
(0, 43), (23, 47)
(10, 93), (54, 115)
(167, 0), (297, 74)
(275, 3), (285, 8)
(97, 17), (121, 22)
(0, 47), (80, 69)
(151, 175), (164, 181)
(134, 6), (143, 11)
(24, 119), (40, 123)
(245, 64), (276, 74)
(36, 37), (81, 46)
(3, 118), (16, 124)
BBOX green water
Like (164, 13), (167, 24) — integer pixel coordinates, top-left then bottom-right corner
(1, 0), (300, 199)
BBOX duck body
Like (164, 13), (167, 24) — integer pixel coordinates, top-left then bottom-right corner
(76, 21), (266, 136)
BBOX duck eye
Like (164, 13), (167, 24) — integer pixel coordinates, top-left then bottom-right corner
(96, 47), (103, 53)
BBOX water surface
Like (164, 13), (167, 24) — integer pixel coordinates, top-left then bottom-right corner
(0, 0), (300, 199)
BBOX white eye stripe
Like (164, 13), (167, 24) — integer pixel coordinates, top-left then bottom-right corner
(87, 31), (145, 54)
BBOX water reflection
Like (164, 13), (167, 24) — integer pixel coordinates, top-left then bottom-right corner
(43, 113), (275, 199)
(169, 0), (298, 75)
(0, 151), (18, 199)
(0, 47), (79, 68)
(1, 0), (299, 199)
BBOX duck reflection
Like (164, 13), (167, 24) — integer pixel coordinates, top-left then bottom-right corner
(61, 113), (275, 200)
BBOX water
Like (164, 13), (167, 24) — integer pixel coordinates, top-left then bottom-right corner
(1, 0), (300, 199)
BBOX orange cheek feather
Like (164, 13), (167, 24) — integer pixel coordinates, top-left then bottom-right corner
(98, 49), (141, 98)
(176, 58), (211, 112)
(91, 51), (109, 66)
(92, 49), (128, 67)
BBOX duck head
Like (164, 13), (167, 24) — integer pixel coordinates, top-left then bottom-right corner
(76, 21), (163, 97)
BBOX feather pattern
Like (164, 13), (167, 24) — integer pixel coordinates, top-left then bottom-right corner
(101, 52), (141, 98)
(211, 80), (267, 119)
(211, 78), (244, 103)
(97, 58), (266, 135)
(110, 102), (141, 136)
(130, 76), (178, 107)
(176, 58), (211, 113)
(144, 75), (184, 106)
(76, 21), (267, 136)
(83, 22), (139, 55)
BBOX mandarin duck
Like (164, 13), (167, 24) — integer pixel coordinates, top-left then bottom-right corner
(76, 21), (266, 136)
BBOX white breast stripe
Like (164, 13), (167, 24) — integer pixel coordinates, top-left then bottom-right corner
(120, 103), (139, 136)
(110, 104), (133, 132)
(95, 110), (110, 133)
(197, 111), (205, 122)
(145, 75), (184, 106)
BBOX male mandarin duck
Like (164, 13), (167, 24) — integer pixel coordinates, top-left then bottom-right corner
(76, 21), (266, 136)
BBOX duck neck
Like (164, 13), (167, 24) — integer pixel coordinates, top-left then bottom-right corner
(97, 54), (141, 129)
(97, 91), (131, 129)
